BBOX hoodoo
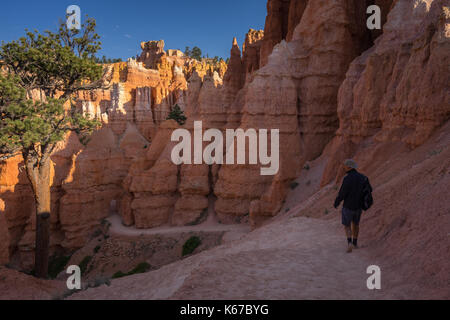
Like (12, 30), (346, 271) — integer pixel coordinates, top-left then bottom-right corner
(170, 121), (280, 175)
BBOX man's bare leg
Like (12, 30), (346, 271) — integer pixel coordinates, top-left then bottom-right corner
(351, 222), (359, 248)
(345, 226), (353, 252)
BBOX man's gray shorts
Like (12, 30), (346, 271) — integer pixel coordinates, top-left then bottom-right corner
(342, 207), (362, 226)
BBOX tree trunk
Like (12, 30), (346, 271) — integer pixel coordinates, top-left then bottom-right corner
(25, 157), (52, 279)
(35, 210), (50, 278)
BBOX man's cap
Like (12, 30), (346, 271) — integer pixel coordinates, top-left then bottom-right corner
(344, 159), (358, 169)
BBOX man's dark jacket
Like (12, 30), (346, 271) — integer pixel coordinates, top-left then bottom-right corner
(334, 169), (371, 211)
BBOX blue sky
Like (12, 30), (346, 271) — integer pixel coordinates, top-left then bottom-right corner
(0, 0), (267, 60)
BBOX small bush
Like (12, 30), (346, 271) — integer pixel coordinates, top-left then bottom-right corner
(93, 245), (101, 254)
(48, 255), (72, 279)
(111, 262), (151, 279)
(129, 262), (151, 275)
(182, 236), (201, 256)
(429, 148), (442, 156)
(166, 104), (187, 125)
(324, 209), (329, 215)
(79, 256), (92, 275)
(112, 271), (127, 279)
(303, 164), (310, 170)
(290, 182), (299, 190)
(92, 228), (102, 238)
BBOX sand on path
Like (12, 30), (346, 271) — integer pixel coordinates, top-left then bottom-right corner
(71, 213), (388, 300)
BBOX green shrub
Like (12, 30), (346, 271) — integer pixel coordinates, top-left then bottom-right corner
(48, 255), (71, 279)
(166, 104), (187, 125)
(93, 245), (101, 254)
(182, 236), (201, 256)
(303, 164), (310, 170)
(111, 262), (151, 279)
(429, 148), (443, 156)
(112, 271), (127, 279)
(290, 182), (299, 190)
(129, 262), (151, 275)
(79, 256), (92, 275)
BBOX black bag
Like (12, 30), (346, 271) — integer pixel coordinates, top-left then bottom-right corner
(361, 176), (373, 211)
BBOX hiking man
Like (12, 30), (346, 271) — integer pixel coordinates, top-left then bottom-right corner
(334, 159), (372, 253)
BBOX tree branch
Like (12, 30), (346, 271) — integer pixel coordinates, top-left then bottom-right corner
(0, 151), (21, 161)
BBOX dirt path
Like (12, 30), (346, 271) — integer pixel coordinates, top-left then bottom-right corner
(71, 214), (391, 300)
(107, 195), (251, 242)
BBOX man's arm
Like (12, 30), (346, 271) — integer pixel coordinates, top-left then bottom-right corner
(334, 176), (349, 208)
(367, 178), (373, 192)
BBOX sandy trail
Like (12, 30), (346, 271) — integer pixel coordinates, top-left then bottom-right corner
(72, 213), (390, 300)
(107, 195), (251, 242)
(107, 214), (250, 237)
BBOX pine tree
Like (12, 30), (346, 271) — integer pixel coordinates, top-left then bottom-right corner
(166, 104), (187, 125)
(0, 17), (107, 278)
(184, 46), (191, 57)
(191, 46), (202, 61)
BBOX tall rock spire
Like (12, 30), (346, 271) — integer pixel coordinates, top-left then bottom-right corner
(223, 37), (244, 91)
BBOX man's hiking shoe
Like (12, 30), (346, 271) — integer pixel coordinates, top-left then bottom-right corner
(346, 244), (353, 253)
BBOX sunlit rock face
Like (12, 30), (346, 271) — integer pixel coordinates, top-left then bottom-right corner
(138, 40), (166, 69)
(0, 37), (226, 265)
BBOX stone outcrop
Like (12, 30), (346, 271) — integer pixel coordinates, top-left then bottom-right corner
(321, 0), (450, 185)
(138, 40), (166, 69)
(215, 40), (301, 225)
(242, 29), (265, 82)
(0, 156), (34, 266)
(286, 0), (308, 42)
(260, 0), (291, 67)
(223, 38), (245, 92)
(120, 120), (179, 228)
(0, 199), (10, 264)
(59, 129), (128, 249)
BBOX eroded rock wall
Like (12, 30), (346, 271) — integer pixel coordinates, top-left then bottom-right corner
(321, 0), (450, 185)
(0, 39), (226, 266)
